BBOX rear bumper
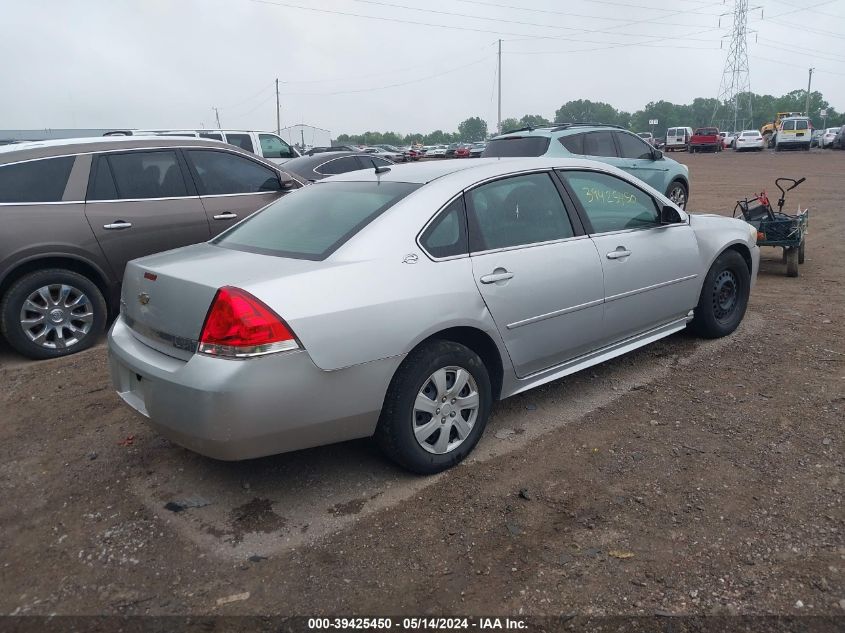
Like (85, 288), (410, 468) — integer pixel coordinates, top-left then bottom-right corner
(108, 316), (402, 460)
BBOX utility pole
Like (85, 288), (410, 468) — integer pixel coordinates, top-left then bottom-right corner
(497, 39), (502, 135)
(804, 67), (814, 117)
(212, 107), (221, 129)
(275, 78), (281, 135)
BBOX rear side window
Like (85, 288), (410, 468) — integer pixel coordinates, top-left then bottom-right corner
(481, 136), (551, 157)
(214, 181), (419, 260)
(0, 156), (75, 203)
(420, 196), (468, 259)
(466, 173), (574, 251)
(225, 133), (254, 152)
(259, 134), (295, 159)
(91, 151), (187, 200)
(199, 132), (223, 141)
(558, 134), (583, 154)
(316, 156), (362, 175)
(186, 150), (281, 195)
(583, 131), (617, 157)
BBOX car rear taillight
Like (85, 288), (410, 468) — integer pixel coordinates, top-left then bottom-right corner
(198, 286), (299, 358)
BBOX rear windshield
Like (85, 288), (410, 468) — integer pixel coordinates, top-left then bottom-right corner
(213, 181), (419, 260)
(482, 136), (551, 157)
(742, 131), (758, 137)
(695, 128), (718, 136)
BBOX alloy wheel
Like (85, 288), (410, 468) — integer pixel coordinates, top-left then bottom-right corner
(19, 284), (95, 350)
(669, 184), (687, 209)
(412, 365), (480, 455)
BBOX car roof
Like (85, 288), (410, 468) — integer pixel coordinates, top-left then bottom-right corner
(492, 123), (627, 139)
(0, 135), (251, 164)
(323, 156), (627, 185)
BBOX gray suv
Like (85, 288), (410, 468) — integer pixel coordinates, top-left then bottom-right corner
(0, 136), (301, 359)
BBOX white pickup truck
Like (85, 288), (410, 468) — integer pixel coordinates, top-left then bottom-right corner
(103, 129), (300, 164)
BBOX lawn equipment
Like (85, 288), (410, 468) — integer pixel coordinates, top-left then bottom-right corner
(733, 177), (808, 277)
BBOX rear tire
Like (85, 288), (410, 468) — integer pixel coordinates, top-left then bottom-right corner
(666, 180), (689, 210)
(786, 247), (799, 277)
(690, 250), (750, 339)
(798, 242), (805, 264)
(375, 340), (492, 474)
(1, 269), (107, 360)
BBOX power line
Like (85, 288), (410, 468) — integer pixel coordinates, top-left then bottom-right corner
(751, 54), (845, 76)
(757, 41), (845, 63)
(277, 54), (494, 96)
(344, 0), (725, 42)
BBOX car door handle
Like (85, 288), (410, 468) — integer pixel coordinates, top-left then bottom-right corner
(213, 212), (238, 220)
(606, 248), (632, 259)
(480, 271), (514, 284)
(103, 221), (132, 230)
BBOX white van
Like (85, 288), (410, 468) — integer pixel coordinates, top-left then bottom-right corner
(665, 127), (693, 152)
(103, 129), (300, 164)
(774, 117), (812, 152)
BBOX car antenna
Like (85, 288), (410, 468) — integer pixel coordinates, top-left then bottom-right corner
(374, 165), (391, 181)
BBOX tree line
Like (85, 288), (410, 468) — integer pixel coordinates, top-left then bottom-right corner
(335, 88), (844, 145)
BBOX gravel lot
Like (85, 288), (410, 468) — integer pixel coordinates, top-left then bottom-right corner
(0, 149), (843, 620)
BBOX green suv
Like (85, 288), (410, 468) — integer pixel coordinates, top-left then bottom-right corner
(482, 123), (691, 209)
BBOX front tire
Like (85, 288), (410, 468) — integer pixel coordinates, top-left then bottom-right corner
(1, 269), (107, 360)
(666, 180), (689, 210)
(690, 250), (750, 339)
(375, 340), (492, 474)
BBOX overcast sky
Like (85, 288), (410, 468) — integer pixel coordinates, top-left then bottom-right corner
(2, 0), (844, 137)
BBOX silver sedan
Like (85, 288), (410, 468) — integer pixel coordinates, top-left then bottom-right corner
(109, 157), (759, 474)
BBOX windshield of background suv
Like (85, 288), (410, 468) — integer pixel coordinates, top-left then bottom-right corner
(214, 181), (419, 260)
(482, 136), (551, 157)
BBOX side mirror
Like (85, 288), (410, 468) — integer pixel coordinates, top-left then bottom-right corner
(660, 204), (683, 224)
(652, 149), (663, 160)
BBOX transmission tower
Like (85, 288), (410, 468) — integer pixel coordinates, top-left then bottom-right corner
(712, 0), (753, 132)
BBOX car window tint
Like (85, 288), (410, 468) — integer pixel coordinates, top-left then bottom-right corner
(317, 156), (362, 175)
(616, 132), (653, 159)
(88, 158), (118, 200)
(582, 132), (617, 157)
(420, 197), (468, 258)
(225, 133), (254, 152)
(0, 156), (75, 203)
(186, 150), (281, 195)
(562, 171), (659, 233)
(370, 157), (392, 167)
(781, 120), (795, 131)
(481, 136), (551, 157)
(105, 151), (187, 199)
(467, 173), (574, 251)
(558, 134), (583, 154)
(796, 120), (809, 130)
(214, 182), (419, 260)
(199, 132), (223, 141)
(259, 134), (294, 158)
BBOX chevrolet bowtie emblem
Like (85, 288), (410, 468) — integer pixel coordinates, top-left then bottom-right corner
(138, 292), (150, 305)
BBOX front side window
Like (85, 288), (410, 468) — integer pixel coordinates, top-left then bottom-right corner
(316, 156), (362, 175)
(481, 136), (551, 157)
(0, 156), (75, 203)
(225, 133), (254, 152)
(420, 197), (467, 258)
(562, 170), (659, 234)
(259, 134), (294, 159)
(95, 151), (187, 200)
(616, 132), (654, 159)
(214, 181), (419, 260)
(186, 150), (281, 195)
(466, 172), (574, 251)
(582, 131), (617, 157)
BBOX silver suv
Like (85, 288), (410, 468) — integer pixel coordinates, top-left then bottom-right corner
(0, 136), (301, 359)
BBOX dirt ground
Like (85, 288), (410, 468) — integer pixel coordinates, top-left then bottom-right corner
(0, 149), (843, 623)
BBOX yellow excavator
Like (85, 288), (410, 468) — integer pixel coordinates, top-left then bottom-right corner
(762, 112), (804, 148)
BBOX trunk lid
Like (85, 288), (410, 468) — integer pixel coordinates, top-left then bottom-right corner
(121, 243), (326, 360)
